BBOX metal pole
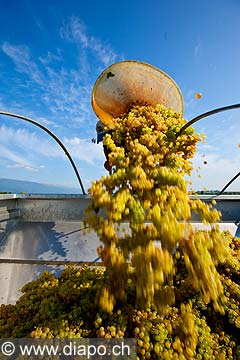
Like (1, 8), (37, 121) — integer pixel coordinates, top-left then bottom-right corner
(178, 103), (240, 136)
(177, 103), (240, 197)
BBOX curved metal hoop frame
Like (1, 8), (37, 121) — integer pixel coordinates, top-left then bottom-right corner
(178, 103), (240, 197)
(178, 103), (240, 136)
(0, 111), (86, 195)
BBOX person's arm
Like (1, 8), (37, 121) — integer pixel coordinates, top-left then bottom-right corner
(96, 121), (113, 171)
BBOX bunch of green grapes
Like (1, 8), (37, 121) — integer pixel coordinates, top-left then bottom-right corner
(85, 104), (229, 313)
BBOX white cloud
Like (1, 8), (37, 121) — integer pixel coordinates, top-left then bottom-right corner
(60, 16), (119, 66)
(39, 50), (63, 65)
(37, 116), (59, 127)
(42, 67), (92, 122)
(2, 42), (44, 85)
(63, 136), (105, 165)
(190, 151), (240, 191)
(1, 42), (94, 126)
(0, 125), (61, 158)
(0, 125), (105, 167)
(7, 163), (39, 172)
(60, 18), (88, 46)
(0, 103), (59, 130)
(0, 145), (41, 172)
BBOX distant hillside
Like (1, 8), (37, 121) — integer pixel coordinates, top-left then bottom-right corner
(0, 178), (82, 194)
(196, 190), (240, 195)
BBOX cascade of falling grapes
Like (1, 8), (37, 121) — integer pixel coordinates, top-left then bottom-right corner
(86, 104), (229, 313)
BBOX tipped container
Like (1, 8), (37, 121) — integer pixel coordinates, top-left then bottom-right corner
(92, 60), (184, 129)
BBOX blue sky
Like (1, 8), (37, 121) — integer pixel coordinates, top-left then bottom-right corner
(0, 0), (239, 192)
